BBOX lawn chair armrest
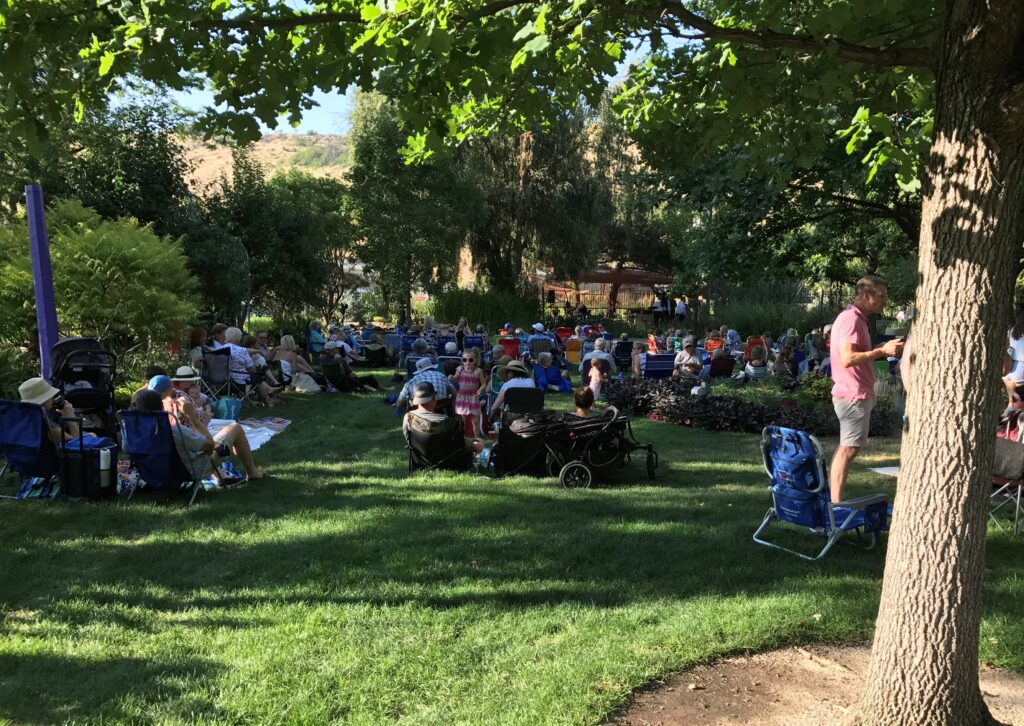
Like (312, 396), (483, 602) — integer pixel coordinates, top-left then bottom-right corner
(836, 493), (888, 509)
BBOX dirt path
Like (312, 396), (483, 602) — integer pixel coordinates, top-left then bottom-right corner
(606, 646), (1024, 725)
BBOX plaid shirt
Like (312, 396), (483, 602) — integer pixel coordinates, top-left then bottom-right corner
(399, 370), (456, 402)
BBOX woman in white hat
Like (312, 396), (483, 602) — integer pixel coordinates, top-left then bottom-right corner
(488, 360), (535, 416)
(18, 377), (79, 443)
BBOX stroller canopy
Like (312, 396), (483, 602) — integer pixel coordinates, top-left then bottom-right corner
(50, 337), (116, 386)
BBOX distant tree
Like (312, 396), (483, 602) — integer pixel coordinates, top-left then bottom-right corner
(347, 93), (483, 321)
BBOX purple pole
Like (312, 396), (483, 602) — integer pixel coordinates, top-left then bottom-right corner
(26, 184), (59, 380)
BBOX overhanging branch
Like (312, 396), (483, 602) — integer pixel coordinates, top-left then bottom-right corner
(657, 1), (935, 70)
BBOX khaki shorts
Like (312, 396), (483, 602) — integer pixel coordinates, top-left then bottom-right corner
(833, 397), (874, 448)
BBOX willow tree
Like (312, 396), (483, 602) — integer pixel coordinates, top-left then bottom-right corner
(2, 1), (1022, 723)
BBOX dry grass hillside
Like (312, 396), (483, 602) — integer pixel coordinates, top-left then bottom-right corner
(182, 133), (349, 193)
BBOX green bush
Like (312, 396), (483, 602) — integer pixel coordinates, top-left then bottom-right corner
(0, 349), (40, 400)
(709, 302), (830, 339)
(429, 289), (542, 331)
(0, 200), (199, 348)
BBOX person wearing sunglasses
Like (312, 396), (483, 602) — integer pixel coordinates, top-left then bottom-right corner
(451, 348), (488, 438)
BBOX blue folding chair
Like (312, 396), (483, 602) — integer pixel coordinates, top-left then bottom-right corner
(462, 335), (484, 352)
(118, 410), (204, 506)
(0, 400), (60, 487)
(641, 353), (676, 379)
(436, 355), (461, 373)
(753, 426), (888, 560)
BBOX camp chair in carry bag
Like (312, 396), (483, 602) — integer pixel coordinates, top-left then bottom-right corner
(0, 400), (60, 496)
(753, 426), (889, 560)
(118, 410), (206, 506)
(404, 414), (472, 472)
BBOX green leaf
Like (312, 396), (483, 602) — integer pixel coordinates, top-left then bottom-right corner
(603, 41), (622, 60)
(98, 52), (115, 76)
(513, 22), (534, 42)
(523, 34), (549, 55)
(360, 4), (382, 21)
(534, 4), (549, 34)
(510, 48), (528, 71)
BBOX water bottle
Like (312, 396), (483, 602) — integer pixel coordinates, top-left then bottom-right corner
(99, 448), (113, 490)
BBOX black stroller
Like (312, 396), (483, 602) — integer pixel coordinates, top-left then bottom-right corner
(50, 337), (118, 439)
(489, 389), (658, 488)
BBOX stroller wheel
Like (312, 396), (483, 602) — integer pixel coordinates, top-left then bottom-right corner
(559, 461), (592, 489)
(646, 450), (657, 481)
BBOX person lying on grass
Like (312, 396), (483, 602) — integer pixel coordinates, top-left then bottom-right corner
(403, 382), (485, 453)
(134, 384), (265, 481)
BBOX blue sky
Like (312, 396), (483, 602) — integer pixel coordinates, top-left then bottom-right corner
(171, 86), (355, 135)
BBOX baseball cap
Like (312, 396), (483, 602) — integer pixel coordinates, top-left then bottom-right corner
(532, 323), (545, 332)
(148, 375), (173, 394)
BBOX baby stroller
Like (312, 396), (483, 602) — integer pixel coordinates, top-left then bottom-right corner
(489, 403), (658, 488)
(50, 337), (117, 439)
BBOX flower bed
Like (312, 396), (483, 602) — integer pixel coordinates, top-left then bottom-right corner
(604, 375), (895, 437)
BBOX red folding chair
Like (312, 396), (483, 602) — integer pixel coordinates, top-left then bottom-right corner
(555, 326), (572, 342)
(498, 337), (521, 360)
(705, 338), (724, 353)
(745, 336), (765, 360)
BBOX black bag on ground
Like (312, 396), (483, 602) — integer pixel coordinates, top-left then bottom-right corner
(59, 424), (118, 500)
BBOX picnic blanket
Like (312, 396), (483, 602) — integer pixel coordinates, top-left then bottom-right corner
(208, 417), (292, 452)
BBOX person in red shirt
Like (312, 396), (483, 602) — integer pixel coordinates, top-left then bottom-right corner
(829, 275), (904, 502)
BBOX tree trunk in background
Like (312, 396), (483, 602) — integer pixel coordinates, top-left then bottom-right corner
(852, 1), (1024, 724)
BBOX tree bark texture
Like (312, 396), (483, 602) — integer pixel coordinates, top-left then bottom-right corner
(853, 1), (1024, 725)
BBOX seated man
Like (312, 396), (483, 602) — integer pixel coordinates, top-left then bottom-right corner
(397, 356), (457, 410)
(579, 337), (618, 376)
(133, 385), (265, 481)
(533, 352), (572, 393)
(403, 382), (484, 455)
(672, 337), (703, 384)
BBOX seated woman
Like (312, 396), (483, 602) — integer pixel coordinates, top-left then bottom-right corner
(744, 345), (769, 381)
(144, 378), (264, 480)
(631, 342), (646, 377)
(320, 341), (391, 392)
(18, 377), (80, 444)
(242, 333), (282, 388)
(489, 360), (536, 417)
(572, 386), (596, 417)
(273, 335), (321, 386)
(772, 340), (798, 378)
(807, 333), (827, 370)
(533, 352), (572, 393)
(224, 327), (282, 405)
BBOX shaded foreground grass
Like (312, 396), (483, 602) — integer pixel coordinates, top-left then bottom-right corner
(1, 384), (1021, 724)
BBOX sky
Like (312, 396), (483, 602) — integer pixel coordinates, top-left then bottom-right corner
(170, 86), (355, 135)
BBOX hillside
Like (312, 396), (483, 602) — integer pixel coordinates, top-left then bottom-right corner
(182, 133), (349, 192)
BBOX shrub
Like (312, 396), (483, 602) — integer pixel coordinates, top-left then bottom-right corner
(429, 289), (541, 331)
(0, 200), (199, 348)
(0, 349), (40, 400)
(604, 377), (894, 438)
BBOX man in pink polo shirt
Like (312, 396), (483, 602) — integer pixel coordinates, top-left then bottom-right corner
(829, 275), (904, 503)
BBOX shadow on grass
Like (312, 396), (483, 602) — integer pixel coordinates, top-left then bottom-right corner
(0, 652), (224, 724)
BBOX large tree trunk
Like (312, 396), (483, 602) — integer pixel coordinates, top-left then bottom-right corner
(853, 2), (1024, 724)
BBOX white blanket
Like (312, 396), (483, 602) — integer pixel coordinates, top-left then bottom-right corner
(208, 418), (285, 452)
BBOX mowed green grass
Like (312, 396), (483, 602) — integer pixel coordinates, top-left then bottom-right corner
(1, 379), (1022, 725)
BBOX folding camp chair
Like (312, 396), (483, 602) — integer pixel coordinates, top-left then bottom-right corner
(641, 353), (676, 379)
(744, 336), (765, 361)
(436, 356), (461, 374)
(200, 346), (232, 400)
(529, 337), (554, 360)
(753, 426), (889, 560)
(462, 335), (484, 352)
(405, 423), (472, 472)
(498, 337), (522, 360)
(564, 339), (582, 365)
(704, 338), (724, 354)
(612, 340), (633, 371)
(555, 327), (572, 342)
(118, 410), (206, 506)
(708, 356), (736, 378)
(504, 387), (545, 414)
(993, 419), (1024, 535)
(0, 400), (60, 497)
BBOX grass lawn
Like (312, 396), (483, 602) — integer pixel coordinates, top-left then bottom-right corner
(1, 376), (1022, 724)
